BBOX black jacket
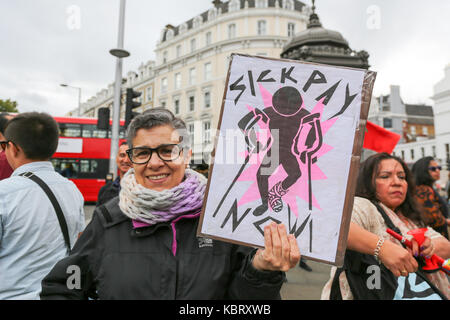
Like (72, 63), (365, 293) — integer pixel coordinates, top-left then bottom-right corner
(40, 198), (285, 300)
(96, 178), (120, 207)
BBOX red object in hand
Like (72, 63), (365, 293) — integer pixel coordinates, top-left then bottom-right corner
(407, 228), (441, 273)
(363, 121), (401, 154)
(386, 228), (449, 275)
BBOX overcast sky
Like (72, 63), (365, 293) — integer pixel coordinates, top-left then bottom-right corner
(1, 0), (449, 116)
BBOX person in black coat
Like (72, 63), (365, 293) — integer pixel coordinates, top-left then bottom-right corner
(96, 142), (131, 207)
(40, 108), (301, 300)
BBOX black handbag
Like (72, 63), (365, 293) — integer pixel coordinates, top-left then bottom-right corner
(20, 171), (71, 253)
(330, 201), (447, 300)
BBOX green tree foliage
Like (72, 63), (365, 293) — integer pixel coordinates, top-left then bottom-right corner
(0, 99), (18, 112)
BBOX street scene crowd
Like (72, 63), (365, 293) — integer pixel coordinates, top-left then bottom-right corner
(0, 109), (449, 300)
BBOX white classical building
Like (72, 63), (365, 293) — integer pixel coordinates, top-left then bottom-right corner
(153, 0), (310, 164)
(432, 64), (450, 168)
(390, 64), (450, 190)
(70, 0), (311, 165)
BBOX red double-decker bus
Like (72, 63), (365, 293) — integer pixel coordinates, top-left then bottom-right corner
(51, 117), (126, 203)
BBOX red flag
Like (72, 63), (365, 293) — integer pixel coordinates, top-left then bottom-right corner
(363, 121), (401, 154)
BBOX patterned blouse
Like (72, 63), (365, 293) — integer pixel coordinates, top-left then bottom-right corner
(414, 185), (448, 238)
(321, 197), (450, 300)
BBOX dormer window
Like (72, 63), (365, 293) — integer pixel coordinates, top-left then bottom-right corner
(283, 0), (294, 10)
(179, 23), (187, 34)
(193, 16), (202, 28)
(208, 8), (217, 21)
(229, 0), (240, 12)
(256, 0), (268, 8)
(166, 28), (174, 40)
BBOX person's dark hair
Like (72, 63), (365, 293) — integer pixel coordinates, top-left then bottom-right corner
(4, 112), (59, 160)
(356, 152), (422, 224)
(411, 156), (435, 187)
(120, 141), (128, 147)
(0, 112), (10, 134)
(127, 108), (190, 149)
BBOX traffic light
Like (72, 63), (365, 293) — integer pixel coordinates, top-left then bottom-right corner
(125, 88), (141, 128)
(97, 107), (110, 130)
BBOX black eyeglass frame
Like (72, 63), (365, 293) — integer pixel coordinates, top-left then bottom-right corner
(126, 143), (183, 164)
(0, 140), (11, 151)
(428, 166), (442, 172)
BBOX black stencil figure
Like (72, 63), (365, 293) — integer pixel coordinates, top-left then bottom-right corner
(238, 86), (323, 216)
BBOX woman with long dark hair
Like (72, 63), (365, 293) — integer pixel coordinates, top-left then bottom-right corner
(412, 157), (449, 239)
(321, 153), (450, 299)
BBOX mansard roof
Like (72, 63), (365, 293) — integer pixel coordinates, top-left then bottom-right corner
(160, 0), (306, 42)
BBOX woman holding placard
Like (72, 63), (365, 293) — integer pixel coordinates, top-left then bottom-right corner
(321, 153), (450, 300)
(40, 108), (300, 300)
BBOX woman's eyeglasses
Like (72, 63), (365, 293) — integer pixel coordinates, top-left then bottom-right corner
(0, 140), (10, 151)
(126, 144), (183, 164)
(428, 166), (442, 172)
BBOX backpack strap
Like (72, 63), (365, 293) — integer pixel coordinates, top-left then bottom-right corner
(20, 172), (71, 252)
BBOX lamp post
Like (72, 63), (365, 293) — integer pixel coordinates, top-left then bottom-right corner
(109, 0), (130, 179)
(60, 83), (82, 116)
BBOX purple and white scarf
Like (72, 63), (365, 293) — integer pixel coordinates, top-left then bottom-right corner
(119, 168), (206, 226)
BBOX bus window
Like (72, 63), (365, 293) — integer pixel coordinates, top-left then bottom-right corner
(59, 123), (81, 137)
(52, 158), (108, 179)
(51, 159), (79, 178)
(82, 124), (108, 138)
(119, 127), (126, 139)
(108, 126), (126, 138)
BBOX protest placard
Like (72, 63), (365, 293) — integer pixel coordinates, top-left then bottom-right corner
(197, 54), (376, 266)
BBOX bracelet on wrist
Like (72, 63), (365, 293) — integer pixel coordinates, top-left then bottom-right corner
(374, 238), (385, 264)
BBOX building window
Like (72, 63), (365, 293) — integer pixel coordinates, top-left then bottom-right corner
(188, 123), (195, 146)
(257, 20), (266, 35)
(176, 45), (182, 58)
(204, 91), (211, 108)
(174, 98), (180, 115)
(146, 86), (153, 102)
(445, 144), (449, 160)
(421, 147), (425, 157)
(229, 0), (240, 11)
(432, 145), (436, 157)
(422, 126), (428, 135)
(174, 73), (181, 90)
(383, 118), (392, 128)
(283, 0), (294, 10)
(189, 67), (196, 85)
(161, 77), (168, 93)
(401, 150), (405, 160)
(193, 16), (201, 29)
(288, 22), (295, 37)
(203, 121), (211, 143)
(208, 8), (217, 21)
(228, 23), (236, 39)
(205, 32), (212, 46)
(162, 51), (168, 64)
(190, 38), (196, 53)
(410, 125), (416, 135)
(160, 100), (167, 109)
(410, 149), (414, 160)
(256, 0), (268, 8)
(204, 62), (212, 81)
(189, 95), (195, 112)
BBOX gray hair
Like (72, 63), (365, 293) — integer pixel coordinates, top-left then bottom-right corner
(126, 107), (190, 149)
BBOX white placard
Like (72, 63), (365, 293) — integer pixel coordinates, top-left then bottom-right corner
(198, 54), (376, 266)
